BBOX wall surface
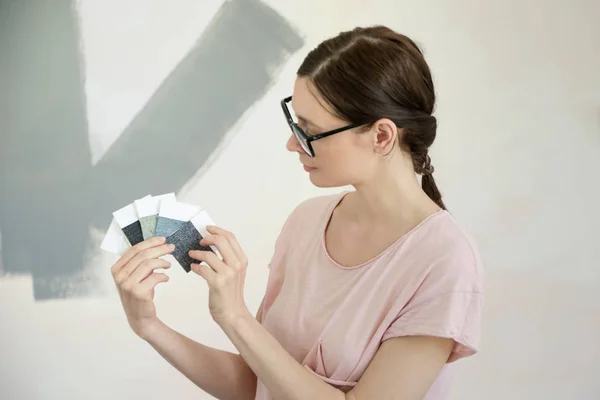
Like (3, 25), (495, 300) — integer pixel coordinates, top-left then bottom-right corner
(1, 0), (599, 399)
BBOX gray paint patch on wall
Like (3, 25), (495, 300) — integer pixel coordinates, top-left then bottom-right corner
(597, 108), (600, 142)
(0, 0), (304, 300)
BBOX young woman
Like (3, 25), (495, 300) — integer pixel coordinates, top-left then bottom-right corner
(110, 25), (483, 400)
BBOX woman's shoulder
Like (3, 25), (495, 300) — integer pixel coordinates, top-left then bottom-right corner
(291, 191), (346, 215)
(270, 191), (346, 256)
(405, 210), (484, 293)
(282, 190), (347, 227)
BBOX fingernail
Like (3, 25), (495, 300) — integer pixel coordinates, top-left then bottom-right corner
(169, 244), (175, 250)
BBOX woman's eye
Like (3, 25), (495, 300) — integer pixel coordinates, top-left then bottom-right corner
(299, 124), (312, 136)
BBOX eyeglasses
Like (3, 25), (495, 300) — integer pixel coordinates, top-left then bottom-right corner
(280, 96), (361, 157)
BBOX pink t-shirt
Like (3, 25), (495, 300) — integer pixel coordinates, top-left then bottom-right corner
(255, 191), (484, 400)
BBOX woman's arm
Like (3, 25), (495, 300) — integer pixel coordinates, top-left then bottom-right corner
(346, 335), (455, 400)
(186, 225), (457, 400)
(222, 312), (453, 400)
(141, 300), (265, 400)
(109, 236), (266, 400)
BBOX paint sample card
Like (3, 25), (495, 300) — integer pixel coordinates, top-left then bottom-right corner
(102, 194), (151, 255)
(165, 210), (217, 272)
(100, 218), (131, 256)
(113, 201), (145, 246)
(154, 201), (202, 238)
(101, 195), (214, 274)
(135, 193), (176, 240)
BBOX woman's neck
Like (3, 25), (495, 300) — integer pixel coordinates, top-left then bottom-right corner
(345, 165), (441, 229)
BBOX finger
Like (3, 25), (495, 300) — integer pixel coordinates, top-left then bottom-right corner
(115, 243), (175, 284)
(206, 226), (248, 267)
(135, 272), (170, 298)
(188, 249), (227, 273)
(199, 233), (238, 266)
(127, 258), (171, 284)
(112, 236), (166, 273)
(111, 236), (166, 276)
(191, 262), (217, 283)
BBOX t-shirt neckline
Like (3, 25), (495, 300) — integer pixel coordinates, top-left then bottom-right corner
(320, 191), (447, 270)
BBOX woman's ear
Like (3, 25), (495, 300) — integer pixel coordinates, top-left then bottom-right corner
(372, 118), (398, 155)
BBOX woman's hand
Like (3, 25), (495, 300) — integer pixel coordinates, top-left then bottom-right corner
(110, 236), (175, 338)
(188, 226), (250, 328)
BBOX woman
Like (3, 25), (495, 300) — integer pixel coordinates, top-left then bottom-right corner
(110, 25), (483, 400)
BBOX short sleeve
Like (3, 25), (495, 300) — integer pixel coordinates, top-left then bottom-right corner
(382, 290), (483, 362)
(382, 237), (484, 363)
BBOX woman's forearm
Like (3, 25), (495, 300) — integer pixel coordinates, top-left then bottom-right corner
(142, 319), (258, 400)
(221, 312), (346, 400)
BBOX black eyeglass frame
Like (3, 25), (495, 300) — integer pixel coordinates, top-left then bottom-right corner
(280, 96), (362, 157)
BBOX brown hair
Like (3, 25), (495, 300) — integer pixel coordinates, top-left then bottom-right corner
(297, 26), (446, 210)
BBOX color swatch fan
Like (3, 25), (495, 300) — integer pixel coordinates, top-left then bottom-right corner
(101, 193), (216, 272)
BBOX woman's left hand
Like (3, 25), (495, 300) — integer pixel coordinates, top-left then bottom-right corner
(188, 226), (250, 328)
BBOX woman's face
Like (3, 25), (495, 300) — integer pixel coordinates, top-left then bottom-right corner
(286, 77), (396, 188)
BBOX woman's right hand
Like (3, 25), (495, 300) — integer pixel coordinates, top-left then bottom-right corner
(110, 236), (175, 339)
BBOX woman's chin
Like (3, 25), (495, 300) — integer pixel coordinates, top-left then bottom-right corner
(308, 172), (347, 188)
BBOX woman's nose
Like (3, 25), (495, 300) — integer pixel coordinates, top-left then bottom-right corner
(286, 133), (302, 153)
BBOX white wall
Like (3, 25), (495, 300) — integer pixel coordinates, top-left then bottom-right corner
(1, 0), (599, 399)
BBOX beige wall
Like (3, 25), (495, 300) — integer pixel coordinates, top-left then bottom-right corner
(1, 0), (599, 399)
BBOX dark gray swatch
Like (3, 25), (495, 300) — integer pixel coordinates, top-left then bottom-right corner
(165, 221), (213, 272)
(155, 217), (185, 238)
(122, 221), (144, 246)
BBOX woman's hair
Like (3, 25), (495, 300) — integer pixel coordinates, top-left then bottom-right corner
(297, 26), (446, 210)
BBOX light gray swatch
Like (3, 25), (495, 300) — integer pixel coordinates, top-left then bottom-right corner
(139, 215), (158, 239)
